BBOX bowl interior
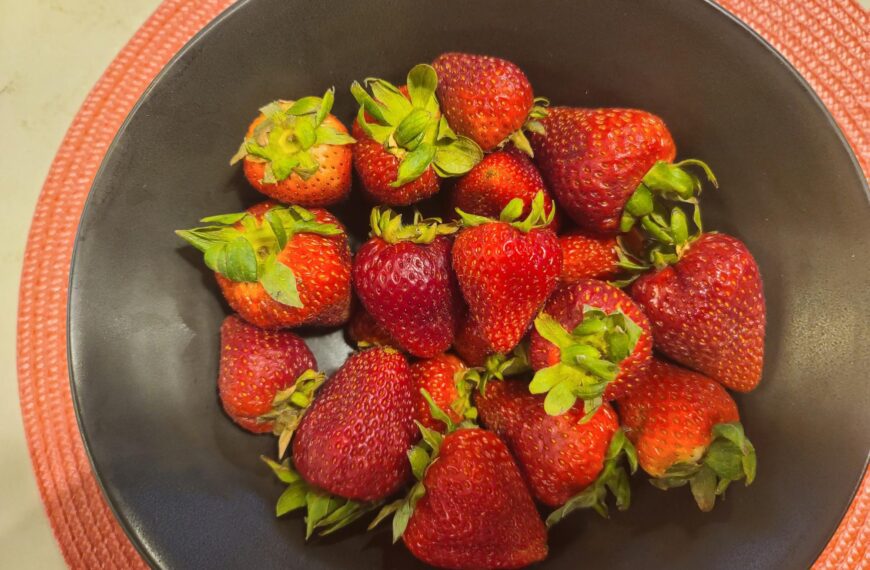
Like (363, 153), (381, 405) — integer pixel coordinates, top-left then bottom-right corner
(69, 0), (870, 568)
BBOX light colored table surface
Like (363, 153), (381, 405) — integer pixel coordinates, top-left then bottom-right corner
(0, 1), (162, 567)
(1, 1), (866, 568)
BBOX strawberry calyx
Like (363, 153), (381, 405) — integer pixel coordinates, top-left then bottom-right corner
(368, 207), (458, 245)
(530, 307), (642, 417)
(258, 369), (326, 458)
(175, 204), (343, 306)
(368, 394), (471, 542)
(230, 88), (355, 183)
(649, 422), (756, 512)
(546, 428), (638, 526)
(456, 190), (555, 233)
(618, 159), (718, 269)
(506, 96), (550, 157)
(262, 456), (383, 539)
(351, 64), (483, 186)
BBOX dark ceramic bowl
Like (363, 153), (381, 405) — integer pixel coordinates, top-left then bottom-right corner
(69, 0), (870, 568)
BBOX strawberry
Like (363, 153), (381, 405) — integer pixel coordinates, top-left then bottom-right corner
(618, 359), (756, 511)
(528, 279), (653, 414)
(476, 380), (636, 523)
(231, 89), (355, 206)
(347, 305), (394, 347)
(411, 354), (468, 432)
(374, 427), (548, 569)
(292, 347), (417, 501)
(530, 107), (682, 234)
(350, 65), (482, 205)
(353, 209), (463, 357)
(451, 313), (492, 367)
(631, 232), (765, 392)
(432, 52), (548, 154)
(217, 315), (318, 437)
(452, 192), (561, 354)
(451, 148), (558, 226)
(177, 201), (352, 329)
(559, 230), (620, 283)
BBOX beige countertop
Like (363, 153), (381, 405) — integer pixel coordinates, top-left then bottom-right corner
(0, 0), (162, 566)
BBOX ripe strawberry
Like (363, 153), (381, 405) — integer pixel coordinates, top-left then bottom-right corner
(451, 148), (558, 225)
(292, 348), (416, 501)
(560, 230), (620, 283)
(350, 65), (482, 205)
(177, 201), (352, 329)
(528, 279), (653, 412)
(530, 107), (678, 233)
(217, 315), (318, 435)
(477, 380), (636, 523)
(376, 427), (548, 569)
(451, 313), (493, 367)
(411, 354), (467, 432)
(618, 359), (756, 511)
(353, 209), (463, 358)
(433, 52), (548, 154)
(452, 193), (561, 354)
(231, 89), (355, 206)
(347, 305), (394, 347)
(631, 232), (765, 392)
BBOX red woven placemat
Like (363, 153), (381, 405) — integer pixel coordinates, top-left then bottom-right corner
(17, 0), (868, 568)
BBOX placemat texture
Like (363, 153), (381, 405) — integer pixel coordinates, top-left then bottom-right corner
(16, 0), (868, 568)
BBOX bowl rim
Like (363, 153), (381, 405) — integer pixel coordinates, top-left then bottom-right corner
(66, 0), (870, 566)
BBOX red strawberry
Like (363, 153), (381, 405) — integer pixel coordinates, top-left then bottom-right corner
(560, 230), (620, 283)
(631, 232), (765, 392)
(528, 279), (652, 411)
(353, 209), (463, 357)
(292, 347), (416, 501)
(530, 107), (677, 233)
(477, 380), (635, 522)
(618, 359), (756, 511)
(384, 427), (548, 569)
(217, 315), (317, 435)
(452, 193), (562, 354)
(177, 201), (352, 329)
(347, 305), (394, 347)
(411, 354), (467, 432)
(451, 313), (493, 367)
(350, 65), (482, 205)
(232, 89), (355, 207)
(451, 148), (558, 226)
(433, 52), (547, 154)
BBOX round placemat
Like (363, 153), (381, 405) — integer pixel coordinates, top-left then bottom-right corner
(17, 0), (868, 568)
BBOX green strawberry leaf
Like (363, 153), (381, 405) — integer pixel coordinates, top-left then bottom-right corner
(223, 237), (258, 282)
(286, 96), (322, 116)
(350, 81), (390, 125)
(265, 209), (288, 250)
(432, 136), (483, 177)
(395, 108), (432, 149)
(366, 78), (413, 123)
(407, 63), (438, 111)
(294, 115), (317, 150)
(261, 456), (301, 484)
(392, 142), (435, 187)
(199, 212), (248, 225)
(276, 484), (309, 516)
(689, 466), (717, 512)
(259, 254), (301, 307)
(314, 124), (356, 146)
(315, 87), (334, 126)
(543, 380), (578, 416)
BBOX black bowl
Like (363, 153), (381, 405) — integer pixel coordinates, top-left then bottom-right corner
(69, 0), (870, 568)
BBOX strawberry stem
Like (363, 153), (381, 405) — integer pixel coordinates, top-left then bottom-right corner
(456, 191), (555, 232)
(369, 207), (457, 244)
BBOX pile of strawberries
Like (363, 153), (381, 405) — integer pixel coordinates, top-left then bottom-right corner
(178, 52), (766, 569)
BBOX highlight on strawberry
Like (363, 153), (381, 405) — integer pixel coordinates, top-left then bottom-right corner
(176, 201), (352, 329)
(618, 359), (757, 511)
(350, 64), (483, 205)
(352, 208), (462, 358)
(230, 88), (355, 206)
